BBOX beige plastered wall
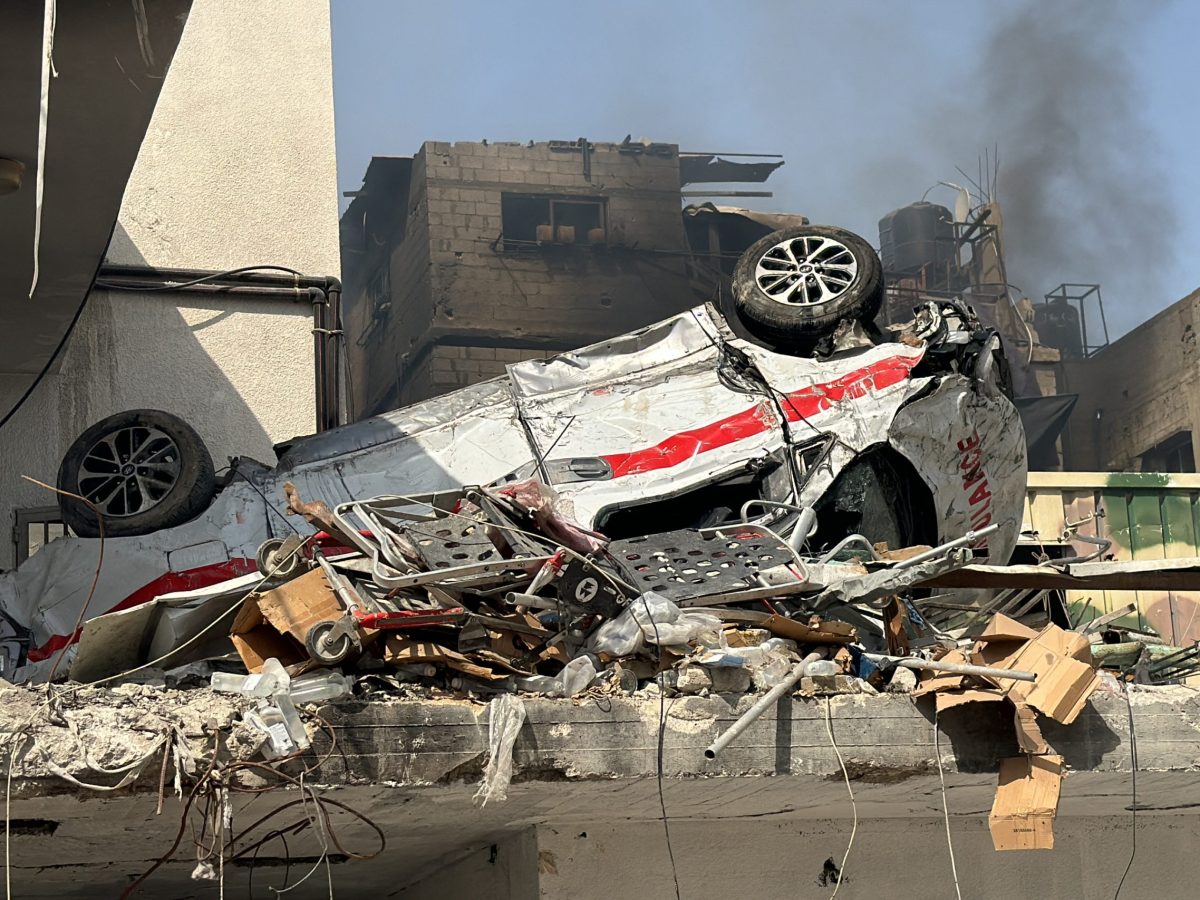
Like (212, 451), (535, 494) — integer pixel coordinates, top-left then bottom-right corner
(0, 0), (340, 570)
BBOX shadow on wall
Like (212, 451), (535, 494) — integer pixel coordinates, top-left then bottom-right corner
(0, 226), (313, 568)
(85, 224), (285, 467)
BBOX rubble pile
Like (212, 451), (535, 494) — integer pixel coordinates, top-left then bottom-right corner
(49, 473), (1125, 852)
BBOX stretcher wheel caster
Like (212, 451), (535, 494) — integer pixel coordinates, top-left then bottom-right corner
(306, 620), (354, 665)
(256, 537), (303, 580)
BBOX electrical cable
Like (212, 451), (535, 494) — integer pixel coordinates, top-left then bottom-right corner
(93, 265), (308, 292)
(339, 332), (356, 421)
(232, 468), (303, 536)
(1113, 681), (1139, 899)
(933, 707), (963, 900)
(639, 590), (682, 900)
(0, 291), (90, 434)
(824, 696), (857, 899)
(2, 266), (319, 436)
(4, 733), (27, 900)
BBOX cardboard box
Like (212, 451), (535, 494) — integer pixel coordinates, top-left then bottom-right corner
(974, 621), (1100, 725)
(989, 755), (1064, 851)
(761, 614), (857, 645)
(230, 569), (345, 672)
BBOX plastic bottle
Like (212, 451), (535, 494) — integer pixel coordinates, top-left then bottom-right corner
(247, 705), (296, 758)
(804, 660), (840, 677)
(210, 670), (280, 697)
(272, 692), (310, 750)
(261, 657), (291, 692)
(511, 674), (561, 694)
(289, 671), (354, 704)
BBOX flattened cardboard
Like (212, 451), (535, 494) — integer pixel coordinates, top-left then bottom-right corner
(935, 692), (1050, 755)
(989, 624), (1102, 725)
(1013, 701), (1050, 755)
(762, 614), (857, 644)
(384, 635), (508, 681)
(978, 613), (1039, 643)
(989, 755), (1063, 851)
(230, 597), (308, 672)
(935, 688), (1006, 712)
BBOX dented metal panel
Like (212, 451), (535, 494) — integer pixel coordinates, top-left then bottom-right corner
(891, 379), (1027, 564)
(0, 303), (1027, 676)
(1022, 471), (1200, 643)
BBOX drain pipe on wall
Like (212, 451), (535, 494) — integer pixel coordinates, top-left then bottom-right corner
(94, 265), (344, 432)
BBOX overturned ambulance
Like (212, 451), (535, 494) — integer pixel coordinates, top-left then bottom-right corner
(0, 225), (1026, 678)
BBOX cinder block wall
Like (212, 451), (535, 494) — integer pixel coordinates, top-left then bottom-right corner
(356, 140), (698, 413)
(351, 154), (436, 415)
(1062, 289), (1200, 469)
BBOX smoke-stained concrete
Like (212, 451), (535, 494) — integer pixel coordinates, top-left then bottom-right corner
(3, 682), (1199, 896)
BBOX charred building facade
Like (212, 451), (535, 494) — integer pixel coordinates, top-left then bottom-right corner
(1055, 288), (1200, 472)
(340, 139), (792, 417)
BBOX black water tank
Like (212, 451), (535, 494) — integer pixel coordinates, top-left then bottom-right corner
(1034, 299), (1084, 358)
(878, 202), (954, 275)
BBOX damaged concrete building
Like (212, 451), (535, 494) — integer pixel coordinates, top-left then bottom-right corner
(1054, 288), (1200, 473)
(339, 139), (796, 415)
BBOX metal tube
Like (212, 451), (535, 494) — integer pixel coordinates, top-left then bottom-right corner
(505, 591), (558, 610)
(312, 288), (327, 433)
(737, 500), (816, 554)
(864, 653), (1036, 683)
(894, 522), (1000, 569)
(819, 534), (880, 564)
(705, 652), (821, 760)
(326, 283), (343, 428)
(97, 263), (341, 292)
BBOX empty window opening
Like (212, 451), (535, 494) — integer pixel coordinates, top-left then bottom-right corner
(501, 194), (605, 248)
(1140, 431), (1194, 474)
(13, 507), (72, 566)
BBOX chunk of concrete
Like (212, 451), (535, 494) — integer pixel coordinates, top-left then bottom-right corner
(676, 665), (713, 694)
(802, 674), (861, 694)
(708, 665), (752, 694)
(887, 666), (919, 693)
(724, 628), (771, 648)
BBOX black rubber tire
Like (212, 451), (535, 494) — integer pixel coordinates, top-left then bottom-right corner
(731, 224), (884, 347)
(57, 409), (216, 538)
(306, 620), (353, 666)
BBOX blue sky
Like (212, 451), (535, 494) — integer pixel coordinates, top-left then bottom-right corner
(331, 0), (1198, 337)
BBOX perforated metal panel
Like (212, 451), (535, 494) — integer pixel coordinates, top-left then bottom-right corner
(609, 528), (791, 601)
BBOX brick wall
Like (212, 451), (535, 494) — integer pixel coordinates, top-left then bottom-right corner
(1062, 290), (1200, 470)
(346, 153), (436, 415)
(348, 140), (704, 415)
(428, 345), (556, 396)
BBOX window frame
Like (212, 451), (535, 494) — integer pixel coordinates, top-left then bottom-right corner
(500, 193), (607, 251)
(13, 506), (72, 566)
